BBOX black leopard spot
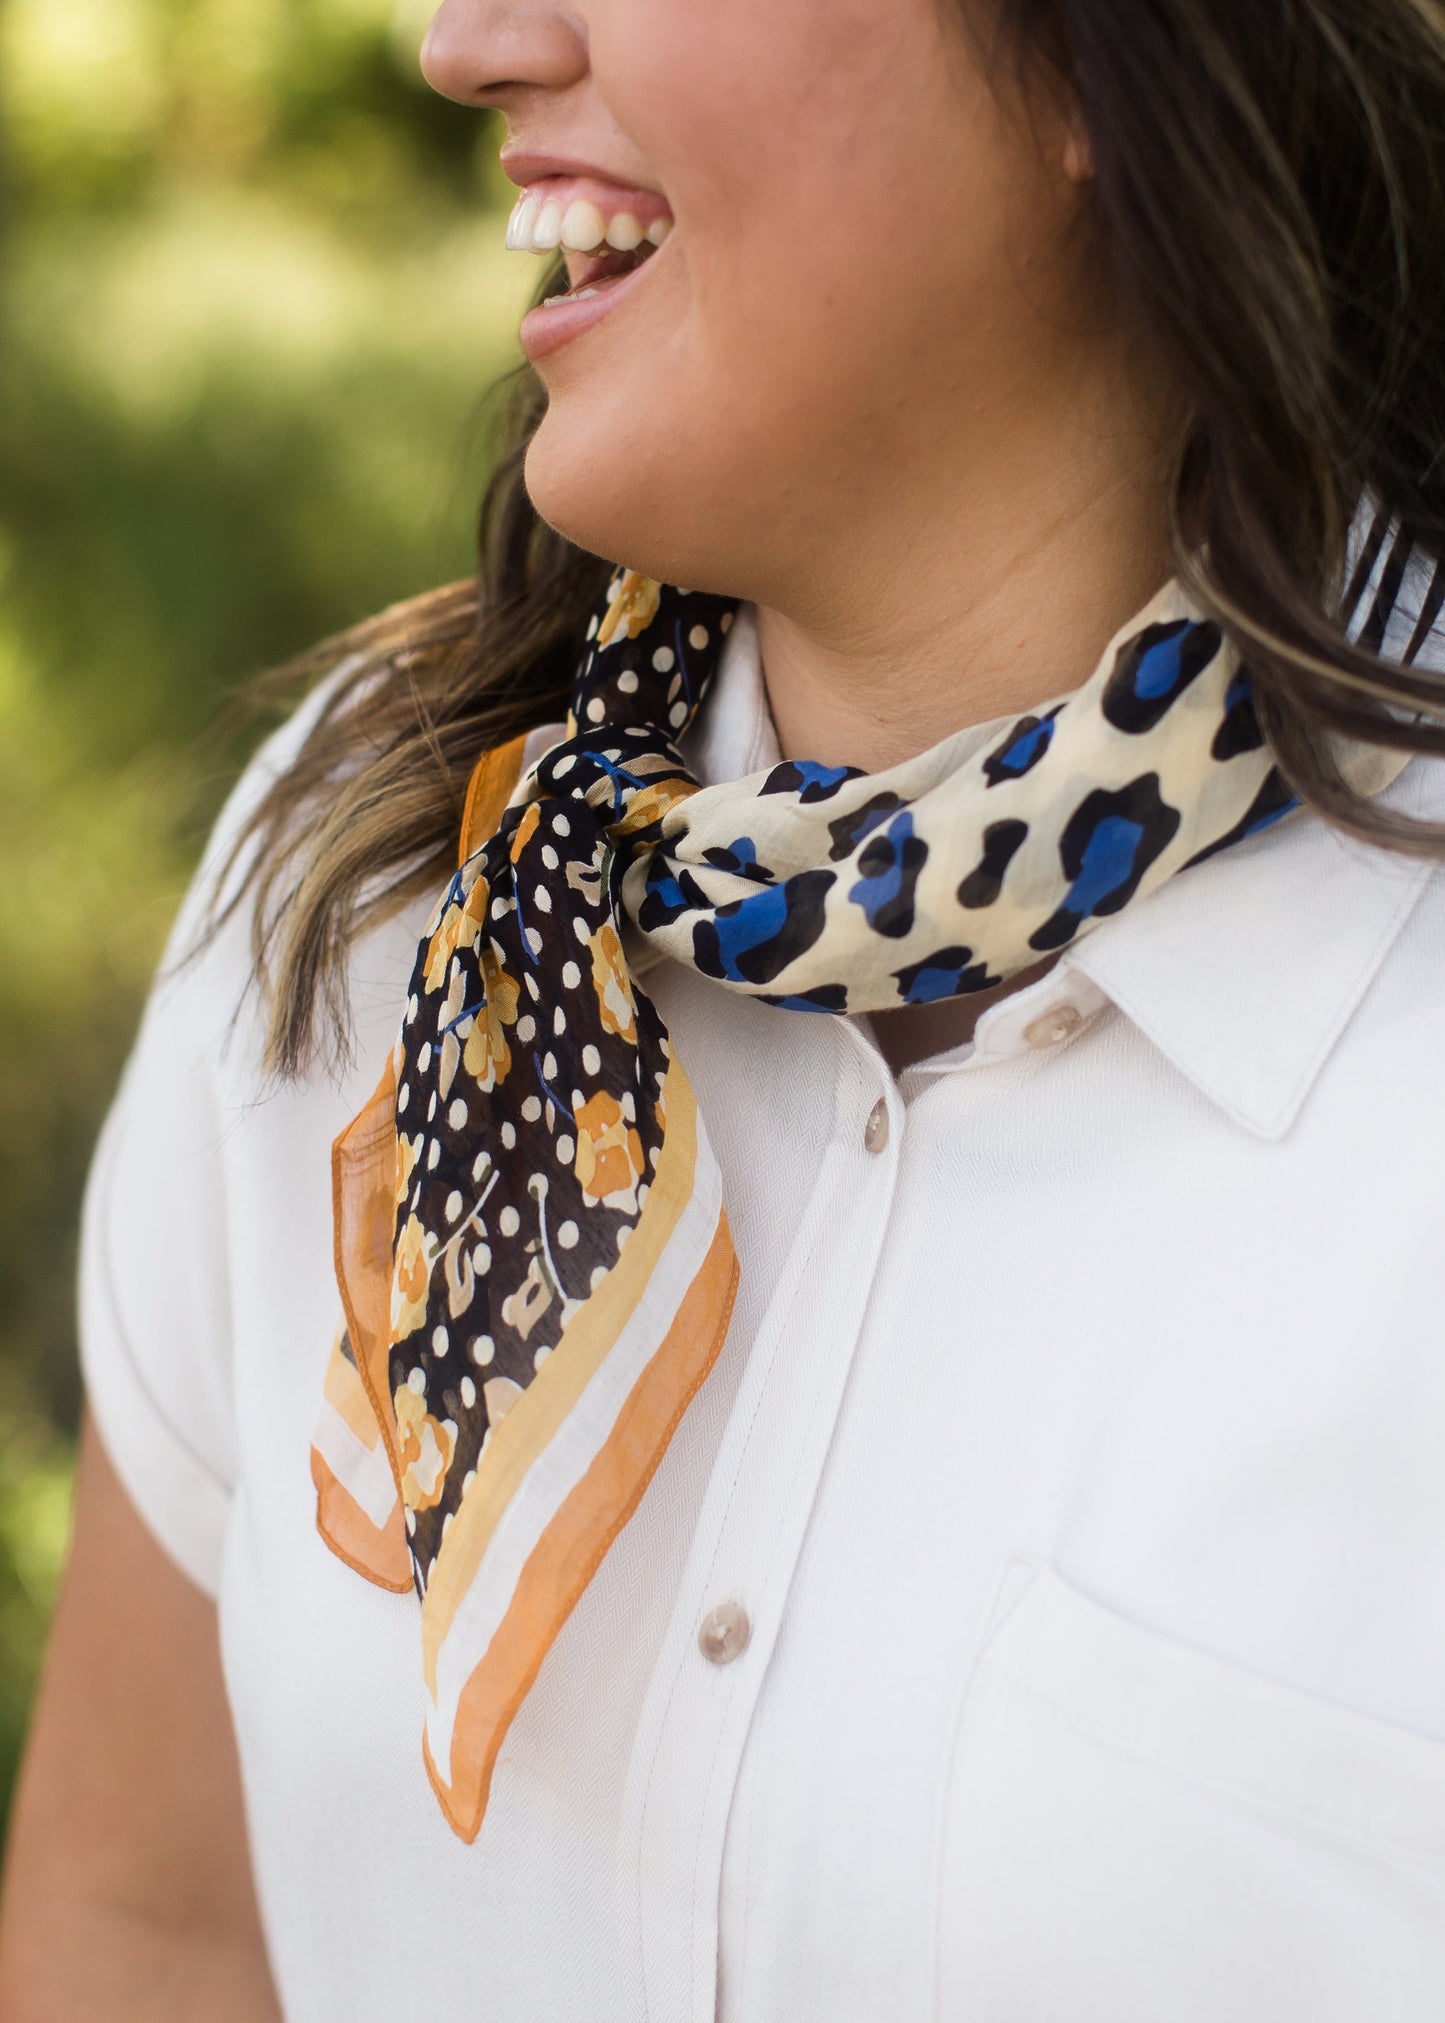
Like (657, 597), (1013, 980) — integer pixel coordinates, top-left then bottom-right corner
(1101, 620), (1222, 735)
(957, 819), (1028, 909)
(827, 791), (904, 862)
(1029, 774), (1181, 952)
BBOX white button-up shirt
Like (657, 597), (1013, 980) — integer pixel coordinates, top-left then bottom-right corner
(82, 613), (1445, 2021)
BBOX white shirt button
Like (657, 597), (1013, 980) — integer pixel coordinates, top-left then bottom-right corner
(864, 1098), (890, 1154)
(1023, 1002), (1084, 1051)
(698, 1601), (752, 1665)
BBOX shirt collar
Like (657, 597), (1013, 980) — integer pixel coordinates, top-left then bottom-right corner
(673, 602), (1441, 1140)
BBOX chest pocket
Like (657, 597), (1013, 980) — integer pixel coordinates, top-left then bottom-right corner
(935, 1560), (1445, 2022)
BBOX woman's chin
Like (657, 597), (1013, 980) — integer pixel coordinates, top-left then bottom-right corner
(523, 420), (729, 592)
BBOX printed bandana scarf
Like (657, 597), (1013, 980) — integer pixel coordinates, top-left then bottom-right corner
(311, 567), (1293, 1839)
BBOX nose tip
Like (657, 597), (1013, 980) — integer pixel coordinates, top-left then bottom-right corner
(419, 0), (588, 104)
(418, 0), (482, 102)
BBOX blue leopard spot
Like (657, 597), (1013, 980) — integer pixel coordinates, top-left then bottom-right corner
(1102, 620), (1222, 735)
(691, 869), (836, 986)
(849, 811), (928, 939)
(982, 706), (1064, 788)
(1029, 774), (1181, 952)
(827, 791), (904, 862)
(893, 947), (999, 1004)
(702, 836), (774, 883)
(636, 858), (711, 931)
(1210, 671), (1266, 761)
(759, 758), (860, 803)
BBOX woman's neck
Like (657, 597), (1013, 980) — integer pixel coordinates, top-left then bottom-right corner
(753, 358), (1180, 775)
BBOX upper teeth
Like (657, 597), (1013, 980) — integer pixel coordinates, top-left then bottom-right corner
(506, 192), (674, 256)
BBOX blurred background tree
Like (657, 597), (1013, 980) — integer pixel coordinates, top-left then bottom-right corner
(0, 0), (530, 1818)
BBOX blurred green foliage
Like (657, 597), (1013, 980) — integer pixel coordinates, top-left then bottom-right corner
(0, 0), (528, 1821)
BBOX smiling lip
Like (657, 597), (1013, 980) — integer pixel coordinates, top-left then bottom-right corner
(519, 249), (663, 364)
(507, 162), (675, 365)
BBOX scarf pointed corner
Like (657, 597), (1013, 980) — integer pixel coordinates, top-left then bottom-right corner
(415, 1174), (738, 1843)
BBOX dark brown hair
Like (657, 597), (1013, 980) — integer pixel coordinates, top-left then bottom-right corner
(226, 0), (1445, 1077)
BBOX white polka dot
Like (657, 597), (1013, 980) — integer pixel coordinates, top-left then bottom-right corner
(582, 1044), (601, 1074)
(491, 897), (509, 920)
(427, 1139), (441, 1169)
(620, 1091), (636, 1121)
(460, 1376), (476, 1409)
(555, 1134), (575, 1164)
(501, 1122), (517, 1149)
(554, 755), (576, 778)
(448, 1099), (468, 1131)
(516, 1014), (536, 1043)
(472, 1241), (491, 1274)
(571, 1088), (585, 1110)
(720, 610), (734, 632)
(500, 1205), (521, 1237)
(445, 1190), (463, 1222)
(669, 701), (688, 728)
(408, 1367), (426, 1394)
(543, 1052), (558, 1080)
(553, 1006), (567, 1036)
(552, 813), (571, 837)
(542, 844), (559, 870)
(472, 1151), (489, 1181)
(526, 929), (544, 957)
(406, 993), (420, 1024)
(418, 1042), (432, 1073)
(689, 624), (709, 650)
(562, 961), (581, 990)
(521, 1095), (542, 1123)
(427, 1093), (438, 1123)
(525, 971), (541, 997)
(534, 1344), (552, 1373)
(618, 669), (639, 693)
(533, 884), (552, 914)
(586, 696), (605, 722)
(558, 1221), (579, 1249)
(398, 1082), (410, 1112)
(573, 918), (591, 944)
(586, 615), (599, 639)
(432, 1325), (449, 1354)
(652, 646), (675, 673)
(472, 1335), (495, 1367)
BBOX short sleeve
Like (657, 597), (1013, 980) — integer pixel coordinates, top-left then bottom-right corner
(79, 674), (350, 1597)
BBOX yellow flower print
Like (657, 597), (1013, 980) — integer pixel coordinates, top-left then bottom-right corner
(462, 943), (522, 1093)
(391, 1213), (433, 1340)
(613, 777), (697, 840)
(393, 1383), (456, 1512)
(421, 873), (491, 994)
(590, 921), (636, 1043)
(500, 1255), (552, 1341)
(596, 571), (661, 648)
(573, 1090), (646, 1213)
(394, 1130), (422, 1208)
(509, 802), (541, 865)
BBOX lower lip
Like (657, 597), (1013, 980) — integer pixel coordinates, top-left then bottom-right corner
(519, 253), (659, 364)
